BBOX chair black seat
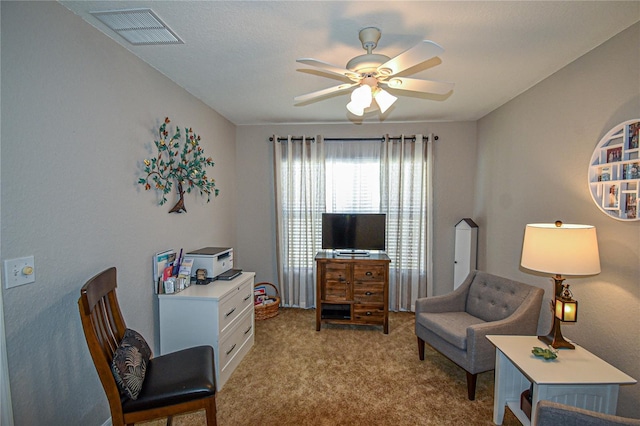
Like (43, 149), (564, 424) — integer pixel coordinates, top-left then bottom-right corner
(122, 345), (216, 413)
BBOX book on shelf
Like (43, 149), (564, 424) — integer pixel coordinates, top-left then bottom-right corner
(153, 249), (174, 294)
(178, 258), (194, 279)
(155, 248), (194, 294)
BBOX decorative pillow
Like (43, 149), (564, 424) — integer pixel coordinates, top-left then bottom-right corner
(110, 328), (153, 400)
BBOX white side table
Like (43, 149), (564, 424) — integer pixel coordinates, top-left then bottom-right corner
(487, 335), (636, 426)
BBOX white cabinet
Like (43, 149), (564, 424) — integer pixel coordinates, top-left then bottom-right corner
(158, 272), (255, 391)
(454, 219), (478, 289)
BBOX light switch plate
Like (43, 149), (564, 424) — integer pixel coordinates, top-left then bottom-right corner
(4, 256), (36, 288)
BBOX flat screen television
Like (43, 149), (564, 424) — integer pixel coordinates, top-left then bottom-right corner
(321, 213), (386, 253)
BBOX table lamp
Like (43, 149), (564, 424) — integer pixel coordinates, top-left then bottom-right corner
(520, 221), (600, 349)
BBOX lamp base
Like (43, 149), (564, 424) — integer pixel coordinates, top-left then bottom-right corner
(538, 334), (575, 350)
(538, 314), (575, 350)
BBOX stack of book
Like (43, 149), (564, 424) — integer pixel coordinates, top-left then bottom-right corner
(153, 249), (193, 294)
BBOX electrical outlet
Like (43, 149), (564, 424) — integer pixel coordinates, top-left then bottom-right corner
(4, 256), (36, 288)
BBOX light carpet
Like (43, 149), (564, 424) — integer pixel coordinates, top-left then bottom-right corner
(139, 308), (519, 425)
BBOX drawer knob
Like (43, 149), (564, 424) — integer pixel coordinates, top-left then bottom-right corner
(365, 271), (373, 276)
(366, 311), (372, 316)
(226, 343), (237, 355)
(244, 325), (252, 335)
(243, 294), (251, 301)
(365, 291), (373, 296)
(225, 307), (236, 317)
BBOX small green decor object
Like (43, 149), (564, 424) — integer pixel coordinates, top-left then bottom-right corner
(139, 118), (219, 213)
(532, 346), (558, 360)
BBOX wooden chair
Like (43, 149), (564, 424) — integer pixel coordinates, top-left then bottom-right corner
(78, 267), (217, 426)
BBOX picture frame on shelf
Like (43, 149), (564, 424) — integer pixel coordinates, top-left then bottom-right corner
(605, 184), (619, 209)
(623, 162), (640, 180)
(598, 165), (611, 181)
(628, 122), (639, 150)
(606, 147), (622, 163)
(624, 194), (637, 219)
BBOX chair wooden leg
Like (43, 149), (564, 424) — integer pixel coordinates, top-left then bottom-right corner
(466, 371), (477, 400)
(204, 395), (217, 426)
(417, 337), (425, 361)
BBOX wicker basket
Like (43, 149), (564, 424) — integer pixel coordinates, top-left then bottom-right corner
(254, 282), (280, 320)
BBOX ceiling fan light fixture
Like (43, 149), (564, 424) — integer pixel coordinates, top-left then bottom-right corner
(346, 101), (365, 116)
(346, 84), (373, 116)
(295, 26), (454, 117)
(374, 88), (397, 114)
(351, 84), (373, 106)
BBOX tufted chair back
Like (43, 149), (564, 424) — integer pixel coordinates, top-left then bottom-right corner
(466, 271), (532, 322)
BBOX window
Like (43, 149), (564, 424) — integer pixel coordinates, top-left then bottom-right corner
(274, 135), (432, 310)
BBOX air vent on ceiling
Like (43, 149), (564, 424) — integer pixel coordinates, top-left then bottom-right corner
(90, 8), (183, 45)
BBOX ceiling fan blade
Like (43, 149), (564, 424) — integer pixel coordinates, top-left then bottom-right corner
(294, 83), (358, 103)
(297, 58), (360, 79)
(377, 40), (444, 77)
(383, 77), (454, 95)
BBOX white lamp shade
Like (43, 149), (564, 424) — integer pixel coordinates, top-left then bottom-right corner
(521, 223), (601, 275)
(346, 84), (373, 116)
(352, 84), (373, 104)
(374, 88), (397, 114)
(346, 101), (364, 116)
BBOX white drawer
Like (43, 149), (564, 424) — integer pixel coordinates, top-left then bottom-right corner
(218, 278), (253, 334)
(218, 309), (254, 372)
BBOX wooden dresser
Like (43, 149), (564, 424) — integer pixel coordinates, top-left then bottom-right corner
(315, 251), (390, 334)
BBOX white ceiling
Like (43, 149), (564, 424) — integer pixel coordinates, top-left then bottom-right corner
(60, 1), (639, 126)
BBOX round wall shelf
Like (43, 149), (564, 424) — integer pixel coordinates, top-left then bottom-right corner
(588, 119), (640, 221)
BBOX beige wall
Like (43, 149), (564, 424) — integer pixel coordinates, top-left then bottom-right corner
(2, 1), (638, 424)
(1, 2), (236, 424)
(235, 121), (477, 297)
(476, 22), (640, 417)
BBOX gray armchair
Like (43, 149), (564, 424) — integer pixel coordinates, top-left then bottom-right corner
(535, 400), (640, 426)
(415, 270), (543, 400)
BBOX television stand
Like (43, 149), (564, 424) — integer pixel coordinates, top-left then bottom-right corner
(336, 250), (370, 257)
(315, 251), (391, 334)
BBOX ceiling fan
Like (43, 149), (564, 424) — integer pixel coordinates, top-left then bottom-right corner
(294, 27), (454, 116)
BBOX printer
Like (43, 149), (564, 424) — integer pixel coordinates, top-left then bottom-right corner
(184, 247), (233, 279)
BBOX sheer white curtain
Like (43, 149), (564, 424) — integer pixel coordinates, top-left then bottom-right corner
(273, 134), (434, 311)
(273, 135), (324, 308)
(381, 134), (434, 311)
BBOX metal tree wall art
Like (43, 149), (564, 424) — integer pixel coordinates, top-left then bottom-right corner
(139, 118), (219, 213)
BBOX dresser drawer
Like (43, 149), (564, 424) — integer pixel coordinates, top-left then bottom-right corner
(218, 278), (253, 334)
(353, 282), (384, 303)
(353, 264), (386, 284)
(322, 263), (350, 301)
(323, 280), (350, 301)
(218, 309), (254, 371)
(324, 263), (349, 281)
(353, 304), (385, 323)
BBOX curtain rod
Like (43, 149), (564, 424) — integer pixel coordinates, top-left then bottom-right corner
(269, 135), (439, 142)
